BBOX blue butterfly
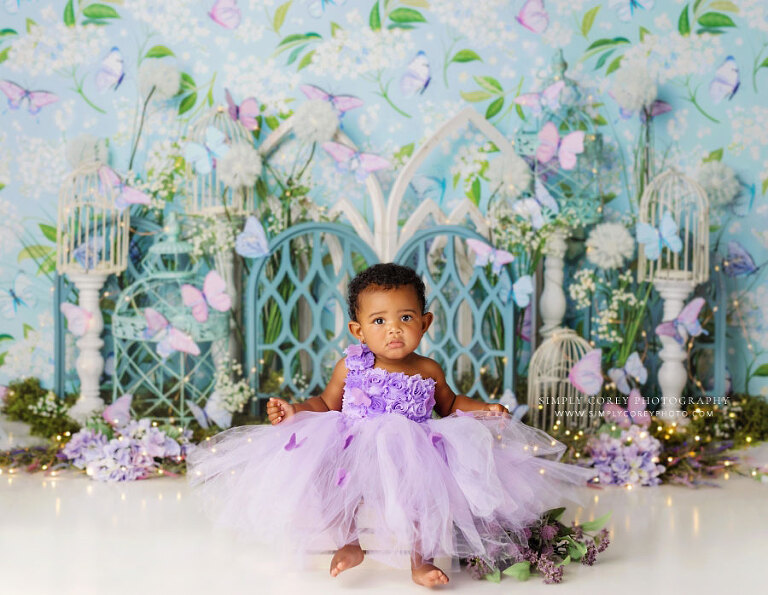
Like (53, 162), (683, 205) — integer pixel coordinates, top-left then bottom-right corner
(0, 272), (35, 319)
(636, 211), (682, 260)
(499, 389), (529, 421)
(400, 51), (430, 97)
(73, 235), (104, 271)
(609, 0), (653, 22)
(709, 56), (739, 104)
(183, 126), (230, 176)
(307, 0), (346, 18)
(511, 178), (558, 229)
(722, 241), (757, 277)
(235, 216), (269, 258)
(498, 274), (534, 308)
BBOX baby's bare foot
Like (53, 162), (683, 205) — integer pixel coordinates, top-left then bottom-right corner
(411, 562), (449, 588)
(329, 543), (365, 577)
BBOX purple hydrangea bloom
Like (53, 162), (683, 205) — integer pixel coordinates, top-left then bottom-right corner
(62, 429), (109, 469)
(86, 437), (156, 482)
(586, 425), (665, 487)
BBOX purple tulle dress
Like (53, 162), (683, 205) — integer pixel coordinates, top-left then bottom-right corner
(187, 344), (597, 568)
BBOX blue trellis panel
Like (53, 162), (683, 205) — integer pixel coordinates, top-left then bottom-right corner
(245, 221), (523, 411)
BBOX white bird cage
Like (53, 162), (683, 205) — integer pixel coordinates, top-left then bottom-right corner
(527, 329), (601, 431)
(56, 160), (129, 276)
(184, 105), (256, 217)
(637, 169), (710, 285)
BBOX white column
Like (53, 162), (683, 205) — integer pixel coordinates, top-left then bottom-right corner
(67, 272), (107, 423)
(539, 228), (568, 337)
(654, 278), (695, 422)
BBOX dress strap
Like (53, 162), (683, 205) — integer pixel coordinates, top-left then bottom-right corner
(344, 343), (374, 371)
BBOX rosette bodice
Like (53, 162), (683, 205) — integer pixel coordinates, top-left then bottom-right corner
(341, 344), (436, 423)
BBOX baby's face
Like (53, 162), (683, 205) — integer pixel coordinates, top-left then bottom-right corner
(349, 284), (432, 361)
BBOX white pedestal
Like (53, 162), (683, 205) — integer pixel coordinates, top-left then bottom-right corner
(654, 278), (695, 422)
(539, 228), (568, 338)
(67, 272), (107, 423)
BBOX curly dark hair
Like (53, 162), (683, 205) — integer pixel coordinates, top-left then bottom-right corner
(347, 263), (426, 321)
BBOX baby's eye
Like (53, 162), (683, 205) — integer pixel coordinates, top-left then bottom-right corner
(401, 315), (413, 322)
(373, 318), (385, 325)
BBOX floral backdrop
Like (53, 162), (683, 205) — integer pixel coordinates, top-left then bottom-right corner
(1, 0), (767, 396)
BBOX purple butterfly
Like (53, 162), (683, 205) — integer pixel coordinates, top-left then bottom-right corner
(321, 141), (390, 182)
(603, 388), (650, 429)
(655, 297), (708, 345)
(514, 81), (564, 116)
(336, 467), (348, 487)
(299, 84), (362, 116)
(430, 432), (448, 463)
(568, 349), (603, 396)
(723, 241), (757, 277)
(0, 80), (59, 114)
(342, 434), (354, 450)
(209, 0), (241, 29)
(284, 432), (307, 451)
(607, 352), (647, 395)
(466, 239), (515, 274)
(225, 88), (259, 131)
(103, 393), (133, 428)
(511, 178), (559, 229)
(516, 0), (548, 33)
(400, 51), (430, 96)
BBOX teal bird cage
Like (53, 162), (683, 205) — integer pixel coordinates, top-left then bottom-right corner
(111, 213), (229, 422)
(513, 49), (604, 225)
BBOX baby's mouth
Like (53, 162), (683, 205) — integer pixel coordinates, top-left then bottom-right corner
(387, 340), (404, 348)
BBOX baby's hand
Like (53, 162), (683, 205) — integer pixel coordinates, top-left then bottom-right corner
(267, 397), (296, 425)
(483, 403), (510, 416)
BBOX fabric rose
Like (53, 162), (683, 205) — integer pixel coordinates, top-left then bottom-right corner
(345, 344), (374, 371)
(364, 368), (389, 397)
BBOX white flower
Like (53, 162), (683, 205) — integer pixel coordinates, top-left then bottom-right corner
(291, 99), (339, 145)
(216, 143), (262, 188)
(138, 61), (180, 101)
(696, 161), (740, 208)
(486, 151), (532, 200)
(586, 222), (635, 269)
(611, 64), (657, 113)
(66, 134), (109, 168)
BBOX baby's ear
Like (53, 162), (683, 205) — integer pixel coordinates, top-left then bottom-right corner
(348, 320), (364, 341)
(420, 311), (434, 333)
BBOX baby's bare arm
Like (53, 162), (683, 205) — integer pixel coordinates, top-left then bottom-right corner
(422, 358), (508, 416)
(294, 358), (347, 413)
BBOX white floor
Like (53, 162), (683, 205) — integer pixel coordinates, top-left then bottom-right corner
(1, 443), (766, 595)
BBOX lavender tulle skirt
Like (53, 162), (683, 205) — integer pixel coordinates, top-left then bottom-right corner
(186, 410), (597, 568)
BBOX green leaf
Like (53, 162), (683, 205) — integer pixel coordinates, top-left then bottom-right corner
(709, 1), (739, 12)
(639, 25), (650, 41)
(578, 511), (612, 532)
(473, 75), (503, 94)
(483, 568), (501, 583)
(697, 12), (736, 27)
(485, 97), (504, 119)
(0, 182), (5, 191)
(558, 555), (572, 567)
(678, 4), (690, 36)
(207, 83), (214, 106)
(82, 4), (120, 19)
(388, 7), (426, 24)
(450, 49), (482, 64)
(255, 177), (269, 201)
(400, 0), (429, 6)
(145, 45), (175, 59)
(0, 334), (13, 342)
(178, 93), (197, 115)
(369, 1), (381, 31)
(709, 224), (721, 233)
(703, 148), (723, 163)
(547, 507), (566, 521)
(26, 18), (37, 33)
(470, 177), (481, 205)
(297, 49), (315, 71)
(0, 28), (17, 39)
(586, 37), (630, 52)
(393, 142), (415, 162)
(18, 245), (53, 263)
(758, 57), (768, 70)
(38, 252), (57, 275)
(273, 0), (292, 33)
(696, 27), (726, 34)
(39, 223), (57, 243)
(460, 90), (493, 102)
(277, 32), (322, 48)
(23, 323), (34, 339)
(64, 0), (75, 27)
(595, 49), (616, 70)
(568, 540), (588, 560)
(286, 44), (307, 65)
(452, 172), (461, 189)
(593, 113), (608, 126)
(265, 115), (280, 130)
(0, 47), (10, 64)
(180, 72), (196, 91)
(762, 177), (768, 195)
(330, 22), (342, 37)
(515, 103), (525, 120)
(502, 561), (531, 581)
(693, 0), (704, 13)
(606, 54), (623, 75)
(581, 6), (600, 37)
(753, 363), (768, 377)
